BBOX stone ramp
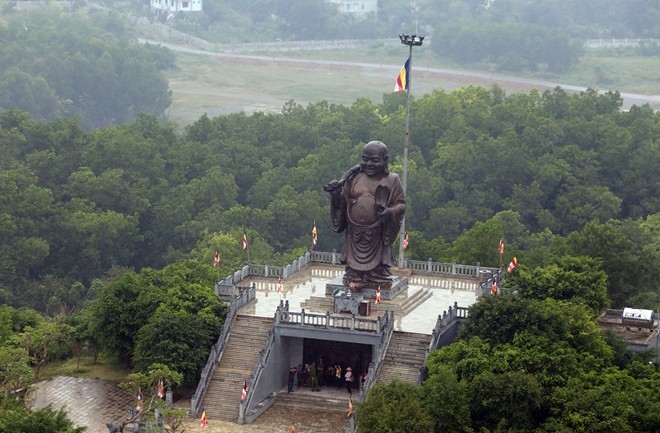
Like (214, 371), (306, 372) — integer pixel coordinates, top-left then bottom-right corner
(376, 331), (431, 385)
(30, 376), (135, 433)
(202, 314), (273, 421)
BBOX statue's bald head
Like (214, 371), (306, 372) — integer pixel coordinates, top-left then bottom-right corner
(361, 141), (389, 176)
(363, 141), (389, 159)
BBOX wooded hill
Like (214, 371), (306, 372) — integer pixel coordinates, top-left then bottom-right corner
(1, 84), (658, 314)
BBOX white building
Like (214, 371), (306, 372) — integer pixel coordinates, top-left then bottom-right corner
(327, 0), (378, 19)
(150, 0), (203, 14)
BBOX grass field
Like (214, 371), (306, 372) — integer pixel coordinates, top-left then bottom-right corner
(163, 44), (660, 128)
(41, 354), (130, 381)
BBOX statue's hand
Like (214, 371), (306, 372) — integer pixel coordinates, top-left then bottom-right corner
(377, 206), (392, 223)
(323, 180), (341, 196)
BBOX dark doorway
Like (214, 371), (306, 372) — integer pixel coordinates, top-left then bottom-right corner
(300, 338), (372, 390)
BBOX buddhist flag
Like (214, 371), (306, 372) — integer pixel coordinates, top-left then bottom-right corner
(508, 257), (518, 272)
(277, 276), (283, 293)
(200, 406), (208, 427)
(375, 286), (381, 304)
(498, 239), (504, 254)
(291, 423), (296, 433)
(241, 379), (248, 401)
(242, 229), (248, 250)
(157, 380), (165, 399)
(491, 277), (497, 295)
(312, 221), (318, 245)
(403, 231), (409, 249)
(394, 57), (410, 92)
(213, 249), (220, 267)
(348, 397), (353, 417)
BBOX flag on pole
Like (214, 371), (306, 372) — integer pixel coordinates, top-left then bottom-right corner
(200, 406), (208, 427)
(403, 231), (409, 249)
(508, 257), (518, 272)
(291, 423), (295, 433)
(394, 57), (410, 92)
(312, 221), (318, 246)
(241, 379), (248, 401)
(375, 286), (381, 304)
(213, 249), (220, 267)
(157, 380), (165, 399)
(347, 397), (353, 417)
(491, 277), (497, 295)
(242, 229), (248, 250)
(277, 276), (283, 294)
(137, 388), (142, 401)
(498, 239), (504, 254)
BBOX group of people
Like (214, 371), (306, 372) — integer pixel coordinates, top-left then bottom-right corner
(288, 361), (367, 395)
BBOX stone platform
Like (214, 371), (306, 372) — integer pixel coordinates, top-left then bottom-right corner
(325, 274), (408, 301)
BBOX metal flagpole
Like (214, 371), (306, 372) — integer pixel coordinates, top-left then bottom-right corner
(397, 34), (424, 267)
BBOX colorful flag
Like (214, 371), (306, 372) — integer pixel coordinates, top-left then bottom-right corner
(403, 231), (409, 249)
(135, 400), (142, 414)
(347, 397), (353, 417)
(200, 406), (208, 427)
(498, 239), (504, 254)
(312, 221), (318, 246)
(242, 229), (248, 250)
(394, 57), (410, 92)
(157, 380), (165, 399)
(291, 423), (295, 433)
(137, 388), (142, 401)
(375, 286), (381, 304)
(241, 379), (248, 401)
(277, 276), (283, 293)
(508, 257), (518, 272)
(213, 249), (220, 267)
(491, 277), (497, 295)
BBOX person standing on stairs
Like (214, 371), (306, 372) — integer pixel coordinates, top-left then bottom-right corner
(345, 367), (354, 394)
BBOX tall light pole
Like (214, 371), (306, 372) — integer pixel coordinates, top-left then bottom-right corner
(398, 33), (424, 268)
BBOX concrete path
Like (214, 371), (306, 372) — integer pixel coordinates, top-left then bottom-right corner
(30, 376), (135, 433)
(30, 376), (348, 433)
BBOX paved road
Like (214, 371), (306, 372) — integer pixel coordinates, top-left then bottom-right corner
(141, 38), (660, 110)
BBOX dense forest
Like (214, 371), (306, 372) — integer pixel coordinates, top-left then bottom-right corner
(2, 85), (658, 314)
(0, 10), (174, 128)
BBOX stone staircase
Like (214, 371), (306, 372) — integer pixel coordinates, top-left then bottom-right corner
(376, 331), (431, 385)
(400, 288), (432, 315)
(275, 389), (349, 412)
(201, 314), (273, 421)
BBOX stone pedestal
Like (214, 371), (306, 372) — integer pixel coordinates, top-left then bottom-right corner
(326, 275), (408, 301)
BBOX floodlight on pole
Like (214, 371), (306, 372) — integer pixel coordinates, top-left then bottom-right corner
(398, 34), (424, 268)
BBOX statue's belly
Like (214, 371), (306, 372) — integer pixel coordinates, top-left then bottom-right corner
(349, 194), (378, 225)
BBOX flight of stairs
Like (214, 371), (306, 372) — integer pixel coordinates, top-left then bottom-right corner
(376, 331), (432, 385)
(400, 288), (432, 315)
(201, 315), (273, 421)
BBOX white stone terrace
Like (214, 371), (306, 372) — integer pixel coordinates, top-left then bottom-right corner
(236, 264), (479, 335)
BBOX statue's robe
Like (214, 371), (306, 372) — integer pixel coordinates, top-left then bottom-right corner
(330, 170), (405, 285)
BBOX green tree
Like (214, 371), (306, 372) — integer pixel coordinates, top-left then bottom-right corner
(0, 407), (85, 433)
(357, 380), (433, 433)
(512, 255), (609, 312)
(0, 346), (33, 398)
(422, 366), (472, 433)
